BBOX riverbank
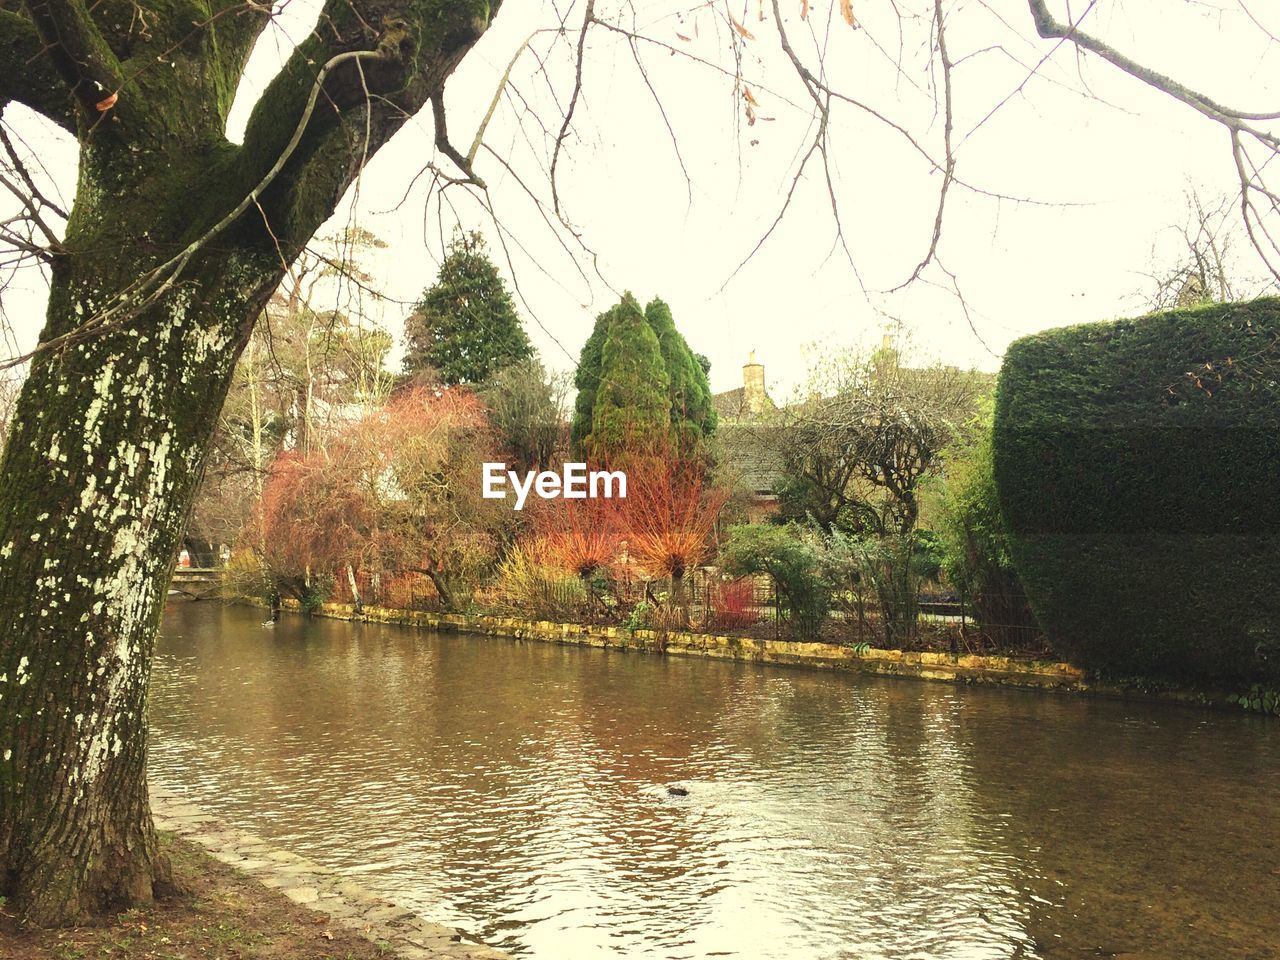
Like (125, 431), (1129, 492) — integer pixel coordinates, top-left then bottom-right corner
(0, 836), (391, 960)
(149, 785), (509, 960)
(0, 787), (510, 960)
(278, 598), (1255, 712)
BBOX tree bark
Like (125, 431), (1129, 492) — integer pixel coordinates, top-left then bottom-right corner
(0, 0), (496, 924)
(0, 240), (278, 923)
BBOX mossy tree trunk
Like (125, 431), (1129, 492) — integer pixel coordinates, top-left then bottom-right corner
(0, 0), (497, 926)
(0, 238), (274, 926)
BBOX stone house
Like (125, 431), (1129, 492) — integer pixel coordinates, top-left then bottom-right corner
(712, 352), (783, 523)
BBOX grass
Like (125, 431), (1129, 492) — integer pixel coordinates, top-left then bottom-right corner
(0, 834), (396, 960)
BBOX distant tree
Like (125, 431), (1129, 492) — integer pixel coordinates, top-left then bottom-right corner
(481, 358), (567, 474)
(571, 294), (714, 459)
(258, 389), (508, 612)
(1141, 192), (1273, 312)
(766, 345), (986, 641)
(190, 237), (394, 553)
(404, 232), (532, 386)
(585, 294), (671, 462)
(772, 346), (985, 536)
(643, 298), (717, 452)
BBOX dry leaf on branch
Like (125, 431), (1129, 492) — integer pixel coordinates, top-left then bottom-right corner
(729, 12), (756, 40)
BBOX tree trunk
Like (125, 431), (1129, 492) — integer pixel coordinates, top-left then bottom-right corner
(0, 0), (495, 926)
(421, 567), (457, 612)
(670, 567), (689, 628)
(0, 210), (277, 925)
(346, 564), (362, 611)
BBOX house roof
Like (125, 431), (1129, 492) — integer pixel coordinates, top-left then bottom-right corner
(715, 422), (784, 495)
(712, 385), (777, 422)
(713, 386), (748, 421)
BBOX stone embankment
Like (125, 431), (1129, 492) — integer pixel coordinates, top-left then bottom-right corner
(285, 601), (1261, 712)
(150, 783), (510, 960)
(286, 599), (1089, 691)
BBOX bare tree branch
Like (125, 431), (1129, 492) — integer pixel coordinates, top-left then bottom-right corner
(893, 0), (955, 290)
(551, 0), (595, 224)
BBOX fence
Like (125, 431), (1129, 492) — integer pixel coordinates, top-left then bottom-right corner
(287, 564), (1045, 657)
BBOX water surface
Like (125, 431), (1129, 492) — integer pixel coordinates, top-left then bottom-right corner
(152, 603), (1280, 959)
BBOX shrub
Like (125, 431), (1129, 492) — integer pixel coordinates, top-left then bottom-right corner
(810, 528), (873, 634)
(532, 496), (622, 580)
(911, 530), (945, 583)
(937, 399), (1039, 646)
(494, 543), (588, 621)
(993, 298), (1280, 685)
(707, 577), (756, 629)
(299, 574), (334, 614)
(623, 454), (730, 622)
(820, 529), (920, 645)
(219, 549), (272, 603)
(718, 524), (830, 640)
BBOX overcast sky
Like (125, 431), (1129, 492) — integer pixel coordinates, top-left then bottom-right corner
(3, 0), (1279, 399)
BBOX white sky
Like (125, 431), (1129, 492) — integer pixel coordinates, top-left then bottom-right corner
(3, 0), (1279, 399)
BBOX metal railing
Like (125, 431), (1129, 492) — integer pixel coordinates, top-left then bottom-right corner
(274, 565), (1045, 656)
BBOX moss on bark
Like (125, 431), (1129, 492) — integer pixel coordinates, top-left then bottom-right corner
(0, 0), (501, 926)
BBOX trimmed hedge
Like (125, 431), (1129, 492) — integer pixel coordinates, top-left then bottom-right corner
(993, 298), (1280, 686)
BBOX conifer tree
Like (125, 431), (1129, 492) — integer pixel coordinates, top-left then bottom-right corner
(571, 296), (716, 458)
(586, 294), (671, 461)
(569, 312), (608, 456)
(643, 298), (717, 452)
(404, 232), (532, 386)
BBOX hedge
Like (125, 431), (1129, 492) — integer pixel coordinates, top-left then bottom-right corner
(993, 298), (1280, 686)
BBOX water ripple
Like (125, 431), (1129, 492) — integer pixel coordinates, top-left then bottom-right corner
(151, 604), (1280, 960)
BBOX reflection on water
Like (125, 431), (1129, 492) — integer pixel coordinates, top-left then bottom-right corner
(152, 603), (1280, 959)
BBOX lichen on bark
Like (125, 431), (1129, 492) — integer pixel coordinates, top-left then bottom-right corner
(0, 0), (500, 927)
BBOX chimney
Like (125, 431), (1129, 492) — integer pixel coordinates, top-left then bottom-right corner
(743, 351), (766, 415)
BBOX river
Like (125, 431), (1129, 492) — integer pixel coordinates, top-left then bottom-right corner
(151, 602), (1280, 959)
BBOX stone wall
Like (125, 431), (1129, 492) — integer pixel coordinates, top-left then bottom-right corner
(284, 600), (1089, 691)
(274, 600), (1267, 711)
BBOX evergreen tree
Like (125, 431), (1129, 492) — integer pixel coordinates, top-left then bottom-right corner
(571, 295), (716, 458)
(586, 294), (671, 461)
(404, 232), (533, 385)
(569, 311), (608, 456)
(643, 297), (718, 451)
